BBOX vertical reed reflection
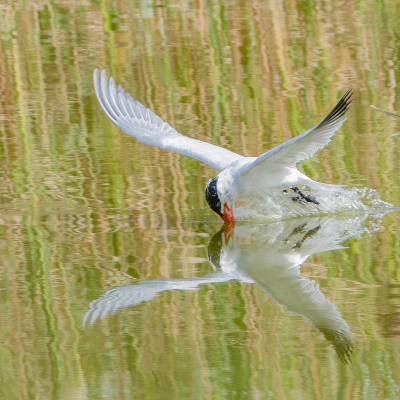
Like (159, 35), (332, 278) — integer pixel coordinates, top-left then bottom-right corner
(0, 0), (399, 399)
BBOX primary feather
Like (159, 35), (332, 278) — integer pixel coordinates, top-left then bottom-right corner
(93, 69), (242, 171)
(241, 89), (353, 178)
(94, 69), (355, 220)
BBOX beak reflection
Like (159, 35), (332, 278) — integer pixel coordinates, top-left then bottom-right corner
(84, 215), (387, 363)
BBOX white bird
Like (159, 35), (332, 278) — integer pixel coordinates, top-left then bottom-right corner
(94, 69), (353, 221)
(83, 215), (370, 362)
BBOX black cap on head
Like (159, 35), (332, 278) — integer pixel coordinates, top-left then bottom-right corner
(205, 177), (222, 216)
(207, 229), (223, 269)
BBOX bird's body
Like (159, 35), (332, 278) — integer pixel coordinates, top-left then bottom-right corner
(83, 216), (363, 362)
(94, 69), (353, 221)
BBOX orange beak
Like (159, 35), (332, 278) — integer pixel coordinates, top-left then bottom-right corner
(221, 202), (235, 222)
(222, 220), (236, 245)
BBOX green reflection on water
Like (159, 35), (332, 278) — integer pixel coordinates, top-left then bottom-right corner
(0, 0), (400, 399)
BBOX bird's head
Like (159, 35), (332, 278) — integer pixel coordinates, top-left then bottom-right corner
(205, 177), (235, 222)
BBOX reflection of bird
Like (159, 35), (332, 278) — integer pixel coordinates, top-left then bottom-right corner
(83, 215), (379, 362)
(215, 219), (358, 363)
(94, 69), (353, 221)
(83, 272), (240, 326)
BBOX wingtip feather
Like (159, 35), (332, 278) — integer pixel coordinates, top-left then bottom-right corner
(318, 87), (354, 129)
(94, 68), (118, 124)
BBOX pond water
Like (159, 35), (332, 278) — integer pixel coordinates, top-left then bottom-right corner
(1, 0), (400, 399)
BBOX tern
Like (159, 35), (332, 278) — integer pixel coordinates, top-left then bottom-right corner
(83, 216), (365, 362)
(94, 69), (353, 221)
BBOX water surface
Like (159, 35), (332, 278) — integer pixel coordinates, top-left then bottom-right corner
(1, 0), (400, 399)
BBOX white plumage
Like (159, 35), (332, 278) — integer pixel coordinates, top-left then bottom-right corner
(94, 69), (242, 171)
(83, 216), (366, 362)
(94, 69), (353, 221)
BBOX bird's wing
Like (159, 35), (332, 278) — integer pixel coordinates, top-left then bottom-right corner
(240, 89), (353, 178)
(94, 69), (242, 172)
(83, 273), (236, 326)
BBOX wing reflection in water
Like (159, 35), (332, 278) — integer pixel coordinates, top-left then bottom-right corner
(84, 214), (385, 363)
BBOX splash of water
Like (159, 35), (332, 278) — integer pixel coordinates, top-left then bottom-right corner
(233, 184), (398, 221)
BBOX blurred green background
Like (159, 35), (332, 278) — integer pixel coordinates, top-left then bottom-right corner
(0, 0), (400, 399)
